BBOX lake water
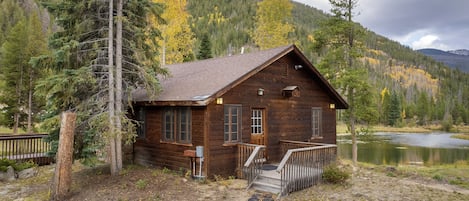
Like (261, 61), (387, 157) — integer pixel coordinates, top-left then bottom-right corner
(337, 132), (469, 166)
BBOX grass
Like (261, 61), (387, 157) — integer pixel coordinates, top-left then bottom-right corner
(451, 134), (469, 141)
(358, 160), (469, 190)
(337, 122), (469, 134)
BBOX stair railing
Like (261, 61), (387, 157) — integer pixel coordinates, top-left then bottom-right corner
(276, 143), (336, 196)
(240, 144), (265, 189)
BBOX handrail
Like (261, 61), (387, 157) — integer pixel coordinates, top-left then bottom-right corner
(279, 140), (331, 147)
(0, 133), (52, 165)
(276, 144), (336, 172)
(243, 145), (265, 167)
(276, 142), (337, 196)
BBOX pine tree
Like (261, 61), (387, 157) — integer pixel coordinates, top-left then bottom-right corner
(251, 0), (294, 50)
(197, 33), (213, 60)
(388, 91), (401, 126)
(313, 0), (376, 167)
(37, 0), (166, 174)
(0, 17), (28, 133)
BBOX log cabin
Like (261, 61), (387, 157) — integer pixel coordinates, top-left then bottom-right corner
(132, 44), (348, 195)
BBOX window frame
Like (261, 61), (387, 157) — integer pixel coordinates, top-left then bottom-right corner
(136, 107), (146, 139)
(311, 107), (322, 138)
(162, 107), (192, 144)
(224, 104), (242, 143)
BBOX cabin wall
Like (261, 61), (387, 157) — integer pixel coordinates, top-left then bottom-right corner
(205, 53), (338, 176)
(133, 107), (206, 173)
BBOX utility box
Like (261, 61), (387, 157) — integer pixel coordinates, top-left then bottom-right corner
(196, 146), (204, 158)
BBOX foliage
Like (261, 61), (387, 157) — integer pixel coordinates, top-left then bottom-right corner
(0, 158), (36, 172)
(152, 0), (195, 64)
(251, 0), (294, 50)
(35, 0), (166, 165)
(197, 33), (212, 60)
(135, 179), (148, 189)
(322, 164), (350, 184)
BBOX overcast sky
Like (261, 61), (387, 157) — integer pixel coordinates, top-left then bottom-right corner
(294, 0), (469, 51)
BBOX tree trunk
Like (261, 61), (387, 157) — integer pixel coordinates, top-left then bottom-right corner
(27, 69), (33, 133)
(348, 86), (358, 168)
(115, 0), (123, 172)
(108, 0), (118, 176)
(50, 112), (76, 201)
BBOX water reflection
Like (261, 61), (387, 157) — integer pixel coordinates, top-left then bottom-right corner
(337, 132), (469, 165)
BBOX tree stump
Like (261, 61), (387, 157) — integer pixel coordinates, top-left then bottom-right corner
(50, 112), (76, 201)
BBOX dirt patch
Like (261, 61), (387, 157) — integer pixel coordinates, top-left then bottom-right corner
(1, 162), (469, 201)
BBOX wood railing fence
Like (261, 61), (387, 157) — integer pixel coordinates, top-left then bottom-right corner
(0, 134), (53, 165)
(277, 140), (336, 196)
(237, 143), (265, 184)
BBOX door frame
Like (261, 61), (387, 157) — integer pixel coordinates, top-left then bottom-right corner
(250, 107), (268, 157)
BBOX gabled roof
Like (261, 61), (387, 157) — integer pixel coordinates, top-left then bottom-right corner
(133, 44), (348, 109)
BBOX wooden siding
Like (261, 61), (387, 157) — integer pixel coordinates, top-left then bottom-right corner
(134, 52), (338, 177)
(133, 107), (206, 172)
(205, 53), (338, 176)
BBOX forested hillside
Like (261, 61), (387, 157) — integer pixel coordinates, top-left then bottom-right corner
(186, 0), (469, 128)
(0, 0), (468, 134)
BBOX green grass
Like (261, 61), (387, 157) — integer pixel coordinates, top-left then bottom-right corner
(451, 134), (469, 141)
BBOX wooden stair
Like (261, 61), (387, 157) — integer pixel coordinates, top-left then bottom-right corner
(250, 170), (282, 194)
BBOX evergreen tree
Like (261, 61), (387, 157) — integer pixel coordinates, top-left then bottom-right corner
(313, 0), (376, 167)
(388, 91), (401, 126)
(197, 33), (212, 60)
(251, 0), (294, 50)
(0, 17), (28, 133)
(37, 0), (166, 174)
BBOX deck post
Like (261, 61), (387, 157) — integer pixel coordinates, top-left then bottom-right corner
(51, 112), (76, 201)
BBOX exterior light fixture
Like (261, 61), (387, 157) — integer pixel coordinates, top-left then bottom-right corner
(257, 88), (264, 96)
(294, 65), (303, 70)
(216, 98), (223, 105)
(329, 103), (335, 109)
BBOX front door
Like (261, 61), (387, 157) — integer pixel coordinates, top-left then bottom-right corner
(250, 108), (267, 146)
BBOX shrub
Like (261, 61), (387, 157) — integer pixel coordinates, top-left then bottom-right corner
(0, 158), (36, 172)
(135, 179), (148, 189)
(322, 164), (350, 184)
(0, 158), (16, 172)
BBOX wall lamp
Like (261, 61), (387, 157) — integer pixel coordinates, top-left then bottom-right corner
(257, 88), (264, 96)
(216, 97), (223, 105)
(294, 64), (303, 70)
(329, 103), (335, 109)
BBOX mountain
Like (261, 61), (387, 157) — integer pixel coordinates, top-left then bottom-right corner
(449, 49), (469, 56)
(417, 48), (469, 73)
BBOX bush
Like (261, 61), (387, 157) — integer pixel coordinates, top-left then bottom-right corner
(0, 158), (36, 172)
(322, 164), (350, 184)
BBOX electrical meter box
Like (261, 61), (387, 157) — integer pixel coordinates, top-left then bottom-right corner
(196, 146), (204, 158)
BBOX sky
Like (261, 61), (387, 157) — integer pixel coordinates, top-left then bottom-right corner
(294, 0), (469, 51)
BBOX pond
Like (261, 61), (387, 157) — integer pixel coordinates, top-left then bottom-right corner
(337, 132), (469, 166)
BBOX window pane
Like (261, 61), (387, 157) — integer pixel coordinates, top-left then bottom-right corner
(224, 105), (241, 142)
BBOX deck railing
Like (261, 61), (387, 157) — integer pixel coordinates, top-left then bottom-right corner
(277, 141), (336, 196)
(237, 143), (265, 184)
(0, 134), (53, 165)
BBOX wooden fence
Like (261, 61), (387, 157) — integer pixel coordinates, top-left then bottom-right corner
(237, 143), (265, 181)
(277, 141), (336, 196)
(0, 134), (53, 165)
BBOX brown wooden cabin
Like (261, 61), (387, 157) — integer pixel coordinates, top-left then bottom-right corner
(132, 44), (348, 179)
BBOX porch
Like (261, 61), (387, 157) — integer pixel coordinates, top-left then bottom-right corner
(237, 140), (337, 197)
(0, 134), (53, 165)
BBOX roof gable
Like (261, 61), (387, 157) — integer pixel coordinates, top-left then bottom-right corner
(134, 44), (348, 109)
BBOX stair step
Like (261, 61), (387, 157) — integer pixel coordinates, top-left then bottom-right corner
(257, 175), (281, 186)
(251, 180), (281, 194)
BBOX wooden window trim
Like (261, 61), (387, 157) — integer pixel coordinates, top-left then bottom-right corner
(224, 104), (242, 143)
(311, 107), (322, 139)
(162, 107), (192, 144)
(136, 107), (146, 139)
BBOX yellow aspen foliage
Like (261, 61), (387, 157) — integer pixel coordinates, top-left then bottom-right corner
(152, 0), (195, 65)
(251, 0), (294, 50)
(380, 87), (389, 104)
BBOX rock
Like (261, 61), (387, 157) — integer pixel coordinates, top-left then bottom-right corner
(386, 166), (397, 172)
(17, 167), (38, 179)
(0, 166), (16, 182)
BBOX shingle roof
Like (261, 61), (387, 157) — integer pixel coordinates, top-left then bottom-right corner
(133, 44), (348, 109)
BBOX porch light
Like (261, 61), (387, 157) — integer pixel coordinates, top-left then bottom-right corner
(216, 97), (223, 105)
(329, 103), (335, 109)
(257, 88), (264, 96)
